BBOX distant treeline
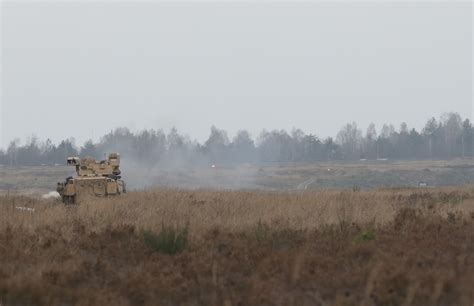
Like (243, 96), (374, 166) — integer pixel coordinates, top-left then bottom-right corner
(1, 112), (473, 167)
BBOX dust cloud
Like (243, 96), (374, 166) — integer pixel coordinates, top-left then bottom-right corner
(119, 156), (262, 191)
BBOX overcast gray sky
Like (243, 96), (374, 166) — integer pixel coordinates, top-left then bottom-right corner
(1, 1), (472, 148)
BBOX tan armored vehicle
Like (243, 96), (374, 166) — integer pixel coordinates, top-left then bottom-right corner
(57, 153), (126, 204)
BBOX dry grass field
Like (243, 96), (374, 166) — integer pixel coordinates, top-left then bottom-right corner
(3, 159), (474, 194)
(0, 187), (473, 306)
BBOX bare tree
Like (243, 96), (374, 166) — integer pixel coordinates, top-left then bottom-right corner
(337, 122), (362, 160)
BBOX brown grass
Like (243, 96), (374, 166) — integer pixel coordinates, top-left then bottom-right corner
(0, 187), (473, 305)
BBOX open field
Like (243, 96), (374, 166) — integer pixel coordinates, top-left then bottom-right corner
(3, 159), (474, 195)
(0, 186), (473, 306)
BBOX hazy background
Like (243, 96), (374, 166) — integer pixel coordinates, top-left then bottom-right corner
(1, 1), (472, 148)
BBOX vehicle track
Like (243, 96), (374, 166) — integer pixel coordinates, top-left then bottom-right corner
(296, 178), (316, 190)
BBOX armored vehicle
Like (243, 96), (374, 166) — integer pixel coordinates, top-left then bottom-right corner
(57, 153), (126, 204)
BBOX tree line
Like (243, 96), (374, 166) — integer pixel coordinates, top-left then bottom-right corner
(1, 112), (473, 167)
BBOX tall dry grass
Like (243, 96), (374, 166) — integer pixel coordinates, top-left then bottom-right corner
(1, 187), (473, 235)
(0, 187), (473, 305)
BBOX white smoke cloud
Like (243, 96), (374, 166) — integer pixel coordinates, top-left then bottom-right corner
(42, 191), (60, 200)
